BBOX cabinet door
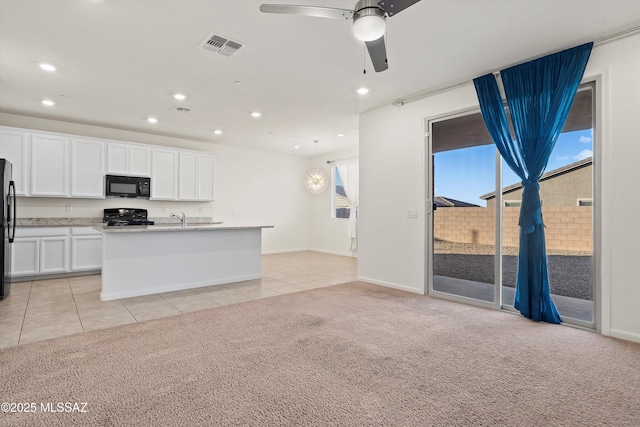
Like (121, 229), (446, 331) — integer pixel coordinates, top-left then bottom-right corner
(178, 152), (198, 200)
(198, 154), (215, 201)
(106, 143), (129, 174)
(11, 238), (39, 276)
(31, 133), (69, 197)
(0, 127), (31, 196)
(40, 236), (69, 273)
(71, 235), (102, 270)
(151, 148), (178, 200)
(129, 145), (151, 176)
(70, 138), (105, 198)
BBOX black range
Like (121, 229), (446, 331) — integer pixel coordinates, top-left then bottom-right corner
(104, 208), (155, 227)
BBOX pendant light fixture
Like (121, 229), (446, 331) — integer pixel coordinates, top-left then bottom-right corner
(304, 140), (329, 194)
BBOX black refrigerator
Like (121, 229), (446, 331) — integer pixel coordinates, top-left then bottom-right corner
(1, 159), (17, 300)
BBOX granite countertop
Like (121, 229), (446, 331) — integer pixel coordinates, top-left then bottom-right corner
(95, 224), (274, 233)
(16, 218), (104, 227)
(16, 217), (218, 227)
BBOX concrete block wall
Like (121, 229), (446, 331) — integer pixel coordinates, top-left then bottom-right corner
(434, 206), (592, 252)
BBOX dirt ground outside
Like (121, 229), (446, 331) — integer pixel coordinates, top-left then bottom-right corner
(434, 241), (593, 300)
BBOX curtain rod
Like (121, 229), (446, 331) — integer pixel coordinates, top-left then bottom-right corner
(393, 25), (640, 106)
(326, 156), (358, 164)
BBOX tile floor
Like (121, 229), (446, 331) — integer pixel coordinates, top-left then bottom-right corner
(0, 251), (357, 349)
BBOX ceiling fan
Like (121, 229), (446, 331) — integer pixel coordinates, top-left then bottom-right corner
(260, 0), (421, 72)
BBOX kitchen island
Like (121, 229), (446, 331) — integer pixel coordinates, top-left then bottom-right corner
(95, 224), (274, 301)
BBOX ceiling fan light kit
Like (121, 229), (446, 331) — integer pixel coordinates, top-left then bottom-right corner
(352, 0), (387, 42)
(260, 0), (421, 72)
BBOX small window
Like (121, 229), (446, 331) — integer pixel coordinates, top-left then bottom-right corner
(578, 198), (593, 206)
(333, 167), (350, 219)
(504, 200), (521, 207)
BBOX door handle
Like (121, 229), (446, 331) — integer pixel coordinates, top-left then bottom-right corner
(8, 180), (16, 243)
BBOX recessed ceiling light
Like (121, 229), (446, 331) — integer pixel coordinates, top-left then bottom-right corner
(234, 81), (243, 85)
(213, 129), (223, 135)
(294, 145), (300, 149)
(147, 117), (158, 124)
(39, 63), (56, 72)
(356, 87), (369, 95)
(173, 93), (186, 101)
(41, 99), (55, 106)
(251, 111), (261, 118)
(337, 133), (345, 137)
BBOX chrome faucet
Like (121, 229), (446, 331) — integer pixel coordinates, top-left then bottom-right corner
(170, 212), (187, 228)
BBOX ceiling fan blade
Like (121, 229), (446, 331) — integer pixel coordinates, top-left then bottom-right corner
(377, 0), (421, 17)
(260, 4), (353, 20)
(366, 35), (389, 72)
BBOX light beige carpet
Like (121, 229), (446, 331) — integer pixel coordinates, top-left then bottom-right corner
(1, 282), (639, 426)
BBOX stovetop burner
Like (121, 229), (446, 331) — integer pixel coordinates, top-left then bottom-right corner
(106, 219), (155, 226)
(104, 208), (154, 226)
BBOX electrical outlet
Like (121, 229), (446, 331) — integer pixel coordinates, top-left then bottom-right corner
(65, 204), (72, 212)
(161, 207), (166, 213)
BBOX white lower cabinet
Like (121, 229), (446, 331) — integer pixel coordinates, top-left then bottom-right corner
(40, 236), (69, 274)
(11, 238), (39, 276)
(71, 227), (102, 271)
(12, 227), (102, 278)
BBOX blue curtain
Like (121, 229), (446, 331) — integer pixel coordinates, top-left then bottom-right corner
(473, 43), (593, 323)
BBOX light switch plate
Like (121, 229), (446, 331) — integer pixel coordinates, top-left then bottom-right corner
(407, 209), (418, 218)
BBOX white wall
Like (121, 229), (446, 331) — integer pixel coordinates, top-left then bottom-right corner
(307, 146), (359, 257)
(0, 113), (311, 254)
(358, 34), (640, 342)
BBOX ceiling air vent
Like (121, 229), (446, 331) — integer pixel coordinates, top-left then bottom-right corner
(174, 106), (192, 113)
(200, 33), (244, 57)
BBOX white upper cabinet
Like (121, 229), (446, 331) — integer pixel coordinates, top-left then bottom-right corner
(2, 126), (214, 201)
(151, 148), (179, 200)
(107, 142), (151, 176)
(178, 152), (198, 200)
(70, 138), (105, 198)
(178, 152), (215, 201)
(198, 154), (216, 201)
(30, 133), (69, 197)
(129, 145), (151, 176)
(106, 143), (128, 174)
(0, 127), (31, 195)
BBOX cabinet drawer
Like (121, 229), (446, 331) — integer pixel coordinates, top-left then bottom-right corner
(71, 227), (102, 236)
(15, 227), (70, 238)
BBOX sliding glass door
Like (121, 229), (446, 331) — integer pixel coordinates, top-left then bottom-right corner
(428, 111), (500, 307)
(427, 83), (595, 327)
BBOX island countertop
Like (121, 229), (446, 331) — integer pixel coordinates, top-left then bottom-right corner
(99, 224), (273, 300)
(94, 224), (274, 233)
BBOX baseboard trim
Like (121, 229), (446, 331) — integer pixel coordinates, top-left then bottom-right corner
(262, 248), (310, 255)
(11, 270), (101, 282)
(609, 328), (640, 343)
(309, 249), (358, 258)
(100, 274), (262, 301)
(357, 276), (423, 294)
(262, 248), (358, 258)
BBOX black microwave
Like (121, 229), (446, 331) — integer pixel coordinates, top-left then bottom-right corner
(105, 175), (151, 198)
